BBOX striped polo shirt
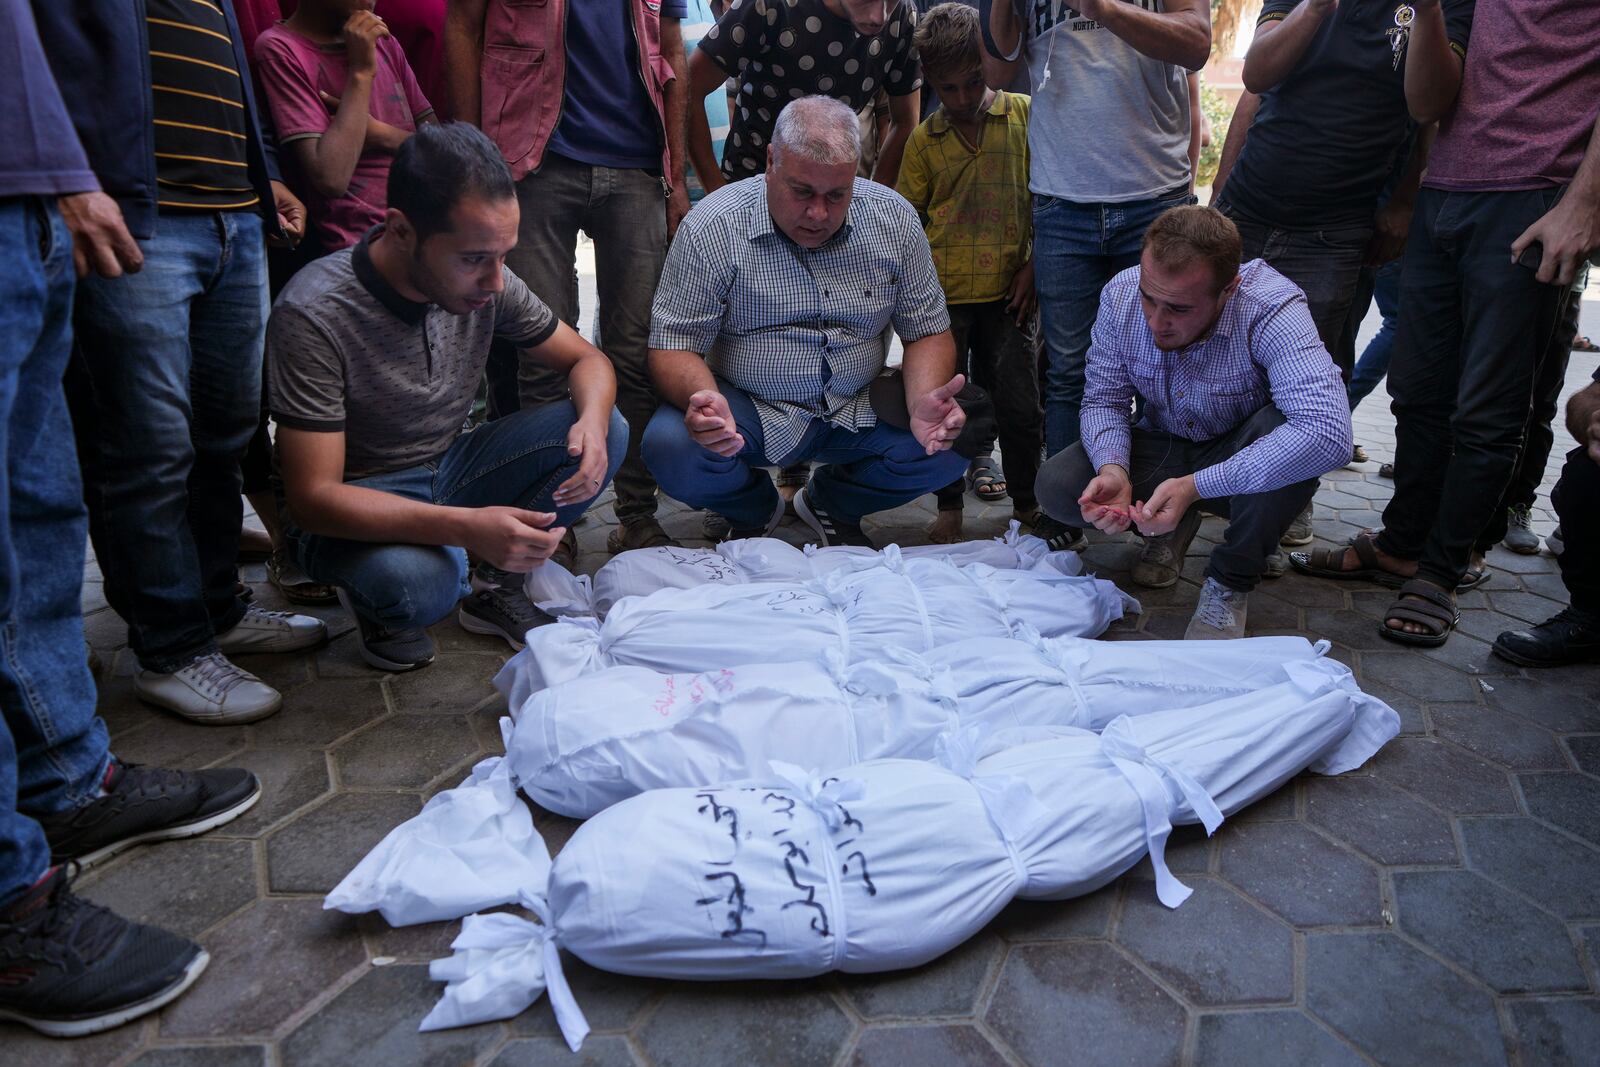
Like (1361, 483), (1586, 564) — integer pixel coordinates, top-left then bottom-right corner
(146, 0), (258, 212)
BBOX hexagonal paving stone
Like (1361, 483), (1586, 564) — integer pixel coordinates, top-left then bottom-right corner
(1306, 932), (1508, 1067)
(160, 897), (367, 1038)
(1304, 609), (1393, 651)
(1394, 870), (1587, 993)
(1370, 738), (1517, 815)
(0, 1016), (147, 1067)
(1416, 631), (1517, 678)
(1487, 590), (1565, 624)
(1303, 775), (1458, 865)
(332, 714), (482, 790)
(1125, 822), (1212, 882)
(1217, 821), (1382, 928)
(386, 653), (501, 714)
(636, 981), (855, 1067)
(1519, 772), (1600, 848)
(490, 1035), (640, 1067)
(207, 746), (332, 838)
(508, 953), (658, 1036)
(984, 941), (1185, 1067)
(1428, 704), (1569, 771)
(266, 791), (421, 893)
(1116, 878), (1293, 1006)
(278, 964), (500, 1067)
(128, 1045), (269, 1067)
(248, 679), (390, 747)
(837, 930), (1003, 1018)
(1229, 780), (1298, 823)
(1357, 652), (1480, 704)
(848, 1024), (1011, 1067)
(1484, 677), (1600, 733)
(80, 838), (257, 939)
(108, 718), (252, 772)
(1460, 817), (1600, 920)
(1510, 997), (1600, 1067)
(1193, 1010), (1367, 1067)
(989, 885), (1116, 942)
(1567, 735), (1600, 775)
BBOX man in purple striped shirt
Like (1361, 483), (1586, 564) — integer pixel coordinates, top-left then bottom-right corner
(1036, 206), (1351, 640)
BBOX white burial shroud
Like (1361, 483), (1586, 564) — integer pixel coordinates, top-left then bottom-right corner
(505, 631), (1391, 819)
(327, 652), (1398, 1051)
(525, 520), (1073, 619)
(496, 546), (1139, 700)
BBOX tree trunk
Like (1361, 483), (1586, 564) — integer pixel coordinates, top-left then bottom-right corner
(1211, 0), (1262, 61)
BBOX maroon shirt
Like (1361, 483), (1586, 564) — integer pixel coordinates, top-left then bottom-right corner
(1426, 0), (1600, 192)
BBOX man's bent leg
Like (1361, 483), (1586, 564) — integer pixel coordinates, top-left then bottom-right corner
(1551, 446), (1600, 615)
(808, 424), (969, 524)
(641, 384), (784, 530)
(1034, 444), (1098, 528)
(1195, 406), (1317, 592)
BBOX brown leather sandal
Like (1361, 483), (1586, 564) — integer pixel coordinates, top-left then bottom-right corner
(1289, 533), (1407, 588)
(1379, 579), (1459, 647)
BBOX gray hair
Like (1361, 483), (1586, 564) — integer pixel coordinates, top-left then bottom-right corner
(771, 96), (862, 166)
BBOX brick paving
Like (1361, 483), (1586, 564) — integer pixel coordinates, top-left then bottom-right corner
(10, 345), (1599, 1066)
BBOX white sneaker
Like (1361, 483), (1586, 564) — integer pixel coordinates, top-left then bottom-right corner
(215, 606), (327, 655)
(1184, 577), (1249, 640)
(135, 653), (282, 724)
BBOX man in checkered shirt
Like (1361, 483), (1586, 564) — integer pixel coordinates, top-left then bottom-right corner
(1035, 206), (1352, 640)
(643, 95), (969, 547)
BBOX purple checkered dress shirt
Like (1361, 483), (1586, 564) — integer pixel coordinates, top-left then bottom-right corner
(1080, 260), (1353, 499)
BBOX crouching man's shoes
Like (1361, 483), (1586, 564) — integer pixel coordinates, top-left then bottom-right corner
(1185, 577), (1249, 640)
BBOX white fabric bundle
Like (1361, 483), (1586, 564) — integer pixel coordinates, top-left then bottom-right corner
(525, 521), (1073, 619)
(507, 633), (1375, 819)
(496, 549), (1138, 702)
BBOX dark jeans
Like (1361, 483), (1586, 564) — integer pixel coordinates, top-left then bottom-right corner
(1492, 286), (1580, 521)
(494, 154), (667, 526)
(934, 299), (1044, 512)
(1033, 184), (1195, 455)
(1377, 187), (1569, 589)
(1345, 258), (1402, 410)
(0, 199), (110, 904)
(290, 403), (627, 632)
(1552, 444), (1599, 614)
(1218, 199), (1372, 378)
(70, 211), (267, 673)
(642, 381), (968, 528)
(1034, 405), (1317, 593)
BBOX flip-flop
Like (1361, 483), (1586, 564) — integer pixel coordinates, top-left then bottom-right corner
(1289, 533), (1407, 588)
(1573, 335), (1599, 353)
(1379, 578), (1459, 647)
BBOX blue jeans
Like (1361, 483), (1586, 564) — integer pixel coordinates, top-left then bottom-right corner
(1346, 259), (1402, 411)
(290, 403), (627, 631)
(641, 382), (967, 528)
(1034, 186), (1195, 456)
(0, 200), (110, 905)
(70, 212), (267, 673)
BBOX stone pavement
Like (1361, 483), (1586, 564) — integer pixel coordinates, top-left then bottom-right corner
(10, 345), (1600, 1066)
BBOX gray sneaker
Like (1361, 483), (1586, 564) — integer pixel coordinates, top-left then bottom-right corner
(458, 585), (554, 651)
(1548, 525), (1565, 556)
(1263, 550), (1289, 579)
(1502, 504), (1540, 555)
(1280, 502), (1315, 547)
(1184, 577), (1249, 640)
(1131, 507), (1202, 589)
(335, 589), (435, 672)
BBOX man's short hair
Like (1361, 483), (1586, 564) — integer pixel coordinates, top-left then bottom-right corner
(771, 96), (862, 167)
(388, 122), (516, 241)
(1142, 206), (1243, 294)
(914, 2), (982, 77)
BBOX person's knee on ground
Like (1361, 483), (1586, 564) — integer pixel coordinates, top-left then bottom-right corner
(338, 544), (468, 631)
(1033, 444), (1098, 528)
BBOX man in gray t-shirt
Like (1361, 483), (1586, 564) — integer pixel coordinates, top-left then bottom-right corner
(980, 1), (1208, 505)
(269, 125), (626, 671)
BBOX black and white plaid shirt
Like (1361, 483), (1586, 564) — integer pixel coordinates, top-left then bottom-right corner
(649, 176), (951, 460)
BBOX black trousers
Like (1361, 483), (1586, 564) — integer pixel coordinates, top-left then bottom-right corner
(1034, 405), (1317, 592)
(1553, 445), (1599, 614)
(1377, 187), (1570, 587)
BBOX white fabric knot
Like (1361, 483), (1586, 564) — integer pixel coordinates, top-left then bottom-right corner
(933, 726), (1052, 847)
(767, 761), (866, 832)
(1099, 716), (1223, 909)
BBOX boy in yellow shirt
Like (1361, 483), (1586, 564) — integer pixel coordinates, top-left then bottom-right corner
(898, 2), (1045, 543)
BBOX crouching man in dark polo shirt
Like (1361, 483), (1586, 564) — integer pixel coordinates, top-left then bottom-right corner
(268, 124), (626, 671)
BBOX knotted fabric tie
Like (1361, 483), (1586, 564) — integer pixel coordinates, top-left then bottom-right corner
(767, 761), (867, 831)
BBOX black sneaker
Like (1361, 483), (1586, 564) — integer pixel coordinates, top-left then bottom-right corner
(36, 762), (261, 869)
(458, 585), (555, 651)
(793, 485), (874, 548)
(336, 588), (436, 671)
(1492, 607), (1600, 667)
(1030, 512), (1089, 553)
(0, 866), (208, 1037)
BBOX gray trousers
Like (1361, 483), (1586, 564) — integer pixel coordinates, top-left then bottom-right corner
(499, 153), (668, 525)
(1035, 406), (1317, 592)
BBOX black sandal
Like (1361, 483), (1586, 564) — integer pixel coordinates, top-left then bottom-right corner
(1379, 579), (1459, 647)
(966, 455), (1009, 502)
(1290, 533), (1407, 588)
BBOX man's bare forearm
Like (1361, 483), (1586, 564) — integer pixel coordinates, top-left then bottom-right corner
(1212, 91), (1259, 198)
(871, 113), (914, 189)
(1241, 4), (1331, 93)
(649, 348), (719, 409)
(1403, 0), (1461, 124)
(900, 331), (958, 406)
(289, 474), (475, 546)
(661, 17), (689, 190)
(443, 0), (487, 123)
(1091, 0), (1210, 70)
